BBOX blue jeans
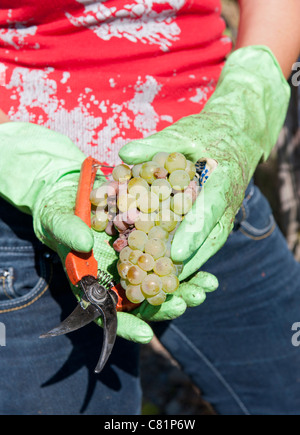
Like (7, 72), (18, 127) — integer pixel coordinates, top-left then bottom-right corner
(0, 199), (141, 415)
(154, 181), (300, 415)
(1, 182), (300, 415)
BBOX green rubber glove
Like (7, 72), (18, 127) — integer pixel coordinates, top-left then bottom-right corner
(119, 46), (291, 280)
(0, 122), (154, 343)
(0, 122), (214, 342)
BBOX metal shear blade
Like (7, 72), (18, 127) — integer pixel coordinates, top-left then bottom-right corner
(40, 276), (118, 374)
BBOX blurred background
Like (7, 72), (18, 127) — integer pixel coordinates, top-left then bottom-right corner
(140, 0), (300, 415)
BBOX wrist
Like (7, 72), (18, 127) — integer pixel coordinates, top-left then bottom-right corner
(205, 46), (290, 161)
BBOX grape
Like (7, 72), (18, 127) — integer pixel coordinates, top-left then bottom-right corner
(112, 164), (132, 182)
(121, 209), (141, 225)
(152, 152), (169, 167)
(118, 180), (129, 197)
(137, 191), (159, 213)
(169, 170), (190, 191)
(171, 192), (193, 215)
(185, 180), (199, 204)
(155, 210), (180, 232)
(128, 249), (143, 265)
(139, 161), (160, 184)
(185, 160), (196, 180)
(119, 246), (132, 262)
(137, 253), (155, 272)
(141, 274), (162, 296)
(148, 226), (169, 241)
(117, 261), (132, 279)
(153, 257), (175, 276)
(127, 265), (147, 285)
(153, 167), (168, 179)
(128, 230), (148, 251)
(161, 274), (179, 294)
(151, 179), (172, 201)
(131, 164), (142, 178)
(107, 194), (117, 209)
(135, 212), (156, 233)
(113, 214), (130, 232)
(144, 238), (167, 260)
(164, 152), (187, 173)
(90, 153), (202, 308)
(108, 180), (120, 196)
(90, 184), (109, 207)
(117, 193), (137, 213)
(126, 284), (145, 304)
(147, 290), (167, 306)
(159, 197), (171, 211)
(105, 221), (117, 236)
(91, 211), (108, 232)
(127, 177), (149, 198)
(113, 238), (128, 253)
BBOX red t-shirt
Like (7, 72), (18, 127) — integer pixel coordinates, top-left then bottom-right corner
(0, 0), (231, 165)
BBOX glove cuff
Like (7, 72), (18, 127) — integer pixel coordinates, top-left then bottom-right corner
(0, 122), (86, 213)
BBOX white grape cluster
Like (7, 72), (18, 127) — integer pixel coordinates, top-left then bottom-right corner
(90, 152), (199, 306)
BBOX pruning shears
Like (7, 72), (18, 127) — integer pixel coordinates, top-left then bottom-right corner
(40, 157), (136, 373)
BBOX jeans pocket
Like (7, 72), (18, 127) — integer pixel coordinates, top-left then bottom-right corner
(0, 247), (53, 313)
(235, 184), (276, 241)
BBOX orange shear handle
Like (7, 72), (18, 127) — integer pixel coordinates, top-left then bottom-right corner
(65, 156), (99, 286)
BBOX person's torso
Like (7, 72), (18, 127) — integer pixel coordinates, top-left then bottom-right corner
(0, 0), (231, 164)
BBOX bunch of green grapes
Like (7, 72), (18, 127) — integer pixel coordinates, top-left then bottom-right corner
(90, 152), (199, 306)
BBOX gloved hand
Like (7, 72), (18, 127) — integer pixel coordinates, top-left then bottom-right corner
(0, 122), (217, 343)
(0, 122), (153, 342)
(119, 46), (291, 280)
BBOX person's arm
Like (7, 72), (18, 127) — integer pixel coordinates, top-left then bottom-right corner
(0, 109), (9, 123)
(120, 2), (294, 280)
(236, 0), (300, 79)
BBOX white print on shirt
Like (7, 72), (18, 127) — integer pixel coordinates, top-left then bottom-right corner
(189, 80), (215, 104)
(5, 67), (171, 165)
(66, 0), (185, 51)
(0, 63), (7, 86)
(0, 10), (38, 50)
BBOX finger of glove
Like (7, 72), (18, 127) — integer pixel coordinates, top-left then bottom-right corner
(190, 271), (219, 293)
(41, 212), (94, 253)
(171, 168), (228, 263)
(119, 138), (166, 165)
(178, 212), (234, 281)
(119, 126), (200, 165)
(176, 272), (219, 307)
(95, 312), (154, 344)
(132, 294), (187, 322)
